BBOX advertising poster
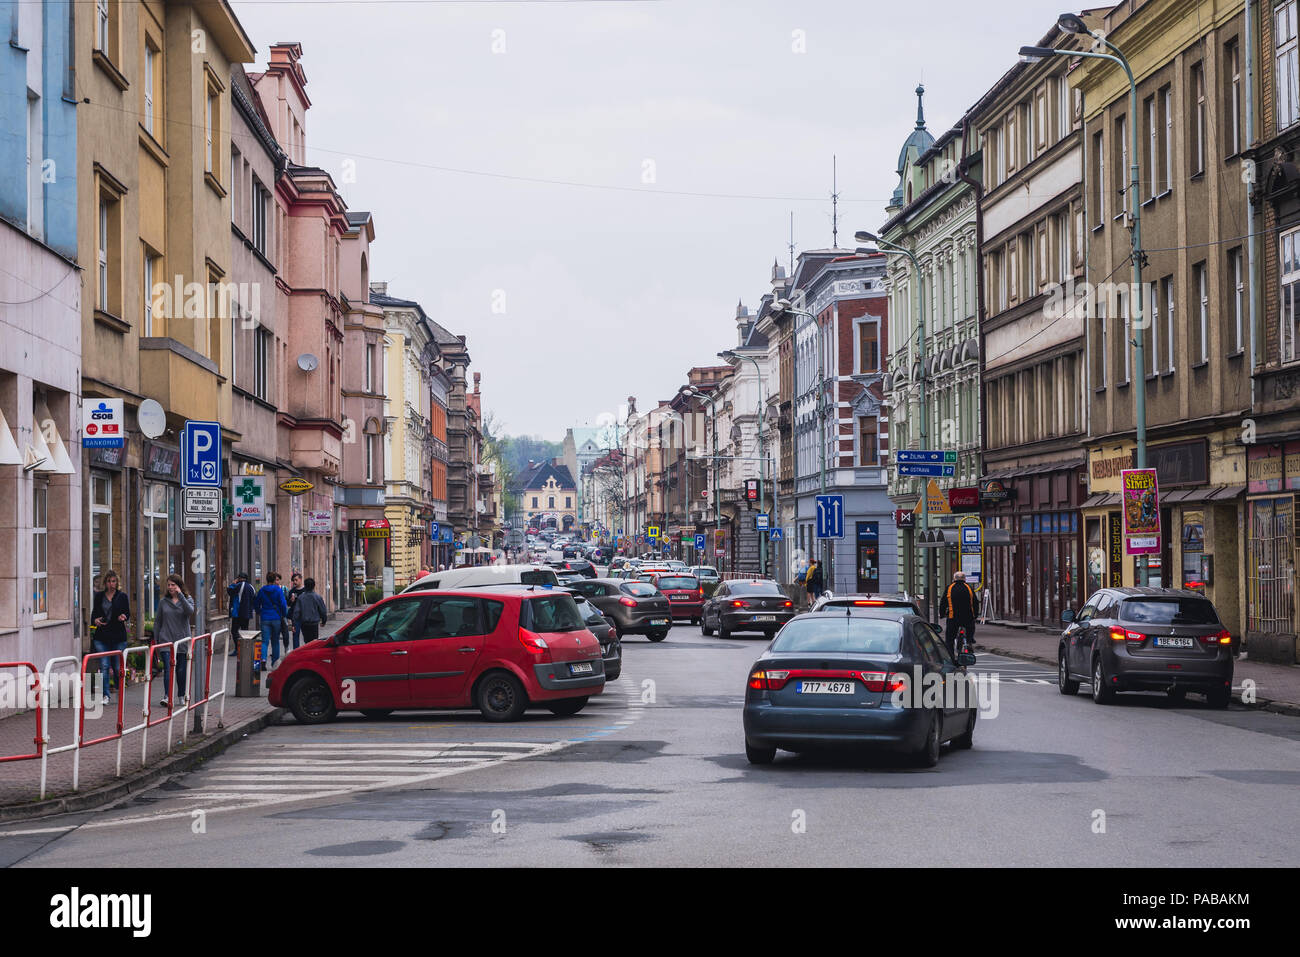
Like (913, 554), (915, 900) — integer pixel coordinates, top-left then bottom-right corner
(1121, 468), (1160, 555)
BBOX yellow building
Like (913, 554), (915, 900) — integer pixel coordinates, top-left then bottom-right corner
(79, 0), (254, 633)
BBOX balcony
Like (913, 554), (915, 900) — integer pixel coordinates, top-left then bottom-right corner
(139, 338), (220, 422)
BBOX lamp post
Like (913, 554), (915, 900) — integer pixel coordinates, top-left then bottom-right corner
(855, 229), (931, 619)
(1023, 12), (1148, 583)
(769, 299), (828, 576)
(719, 349), (768, 577)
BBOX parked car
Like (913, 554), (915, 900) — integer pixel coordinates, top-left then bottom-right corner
(564, 578), (672, 641)
(1058, 587), (1234, 707)
(743, 612), (977, 766)
(701, 579), (794, 639)
(571, 592), (621, 681)
(268, 589), (605, 723)
(810, 593), (922, 618)
(649, 573), (703, 624)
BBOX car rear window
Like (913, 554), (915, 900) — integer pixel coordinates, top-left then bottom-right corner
(770, 618), (903, 655)
(621, 582), (658, 597)
(730, 581), (783, 596)
(521, 594), (585, 632)
(521, 569), (559, 586)
(1120, 598), (1220, 625)
(657, 577), (698, 590)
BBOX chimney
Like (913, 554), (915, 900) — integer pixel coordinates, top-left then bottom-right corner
(473, 372), (481, 394)
(369, 281), (387, 297)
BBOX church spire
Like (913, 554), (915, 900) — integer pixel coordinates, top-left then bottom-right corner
(915, 84), (927, 130)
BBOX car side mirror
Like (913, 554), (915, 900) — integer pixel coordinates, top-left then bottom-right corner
(1061, 609), (1075, 623)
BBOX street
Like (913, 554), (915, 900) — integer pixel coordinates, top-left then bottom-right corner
(5, 624), (1298, 868)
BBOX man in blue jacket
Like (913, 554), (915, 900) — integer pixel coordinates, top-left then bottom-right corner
(256, 573), (288, 671)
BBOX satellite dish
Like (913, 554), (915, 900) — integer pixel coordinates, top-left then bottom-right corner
(297, 353), (320, 372)
(138, 399), (166, 439)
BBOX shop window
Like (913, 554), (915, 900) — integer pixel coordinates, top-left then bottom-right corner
(91, 473), (113, 584)
(32, 482), (48, 621)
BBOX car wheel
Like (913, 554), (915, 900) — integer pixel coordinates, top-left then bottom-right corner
(745, 741), (776, 765)
(1206, 686), (1231, 709)
(1091, 656), (1115, 704)
(915, 710), (941, 767)
(701, 614), (714, 637)
(289, 675), (337, 725)
(647, 630), (668, 642)
(951, 710), (975, 750)
(359, 709), (393, 719)
(1058, 649), (1080, 695)
(719, 621), (731, 640)
(546, 696), (588, 716)
(476, 671), (528, 722)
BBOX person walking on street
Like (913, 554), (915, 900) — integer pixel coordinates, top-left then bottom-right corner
(91, 570), (130, 703)
(805, 560), (824, 609)
(256, 573), (288, 671)
(291, 577), (330, 645)
(227, 572), (256, 656)
(153, 574), (195, 707)
(940, 571), (978, 659)
(284, 572), (304, 652)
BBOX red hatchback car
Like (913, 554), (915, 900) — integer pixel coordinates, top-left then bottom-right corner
(649, 573), (704, 625)
(267, 589), (605, 723)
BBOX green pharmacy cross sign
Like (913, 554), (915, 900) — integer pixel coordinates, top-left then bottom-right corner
(235, 478), (261, 504)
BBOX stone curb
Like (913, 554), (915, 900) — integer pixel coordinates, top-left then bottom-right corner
(0, 706), (286, 824)
(983, 645), (1300, 718)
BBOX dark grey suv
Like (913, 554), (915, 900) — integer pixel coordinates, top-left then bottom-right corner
(1058, 587), (1233, 707)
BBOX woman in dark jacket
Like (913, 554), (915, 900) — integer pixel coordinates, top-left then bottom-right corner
(91, 570), (130, 702)
(153, 574), (195, 707)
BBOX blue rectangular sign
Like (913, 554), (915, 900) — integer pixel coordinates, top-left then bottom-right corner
(895, 450), (957, 464)
(815, 494), (844, 538)
(181, 420), (222, 488)
(897, 464), (955, 477)
(694, 534), (706, 550)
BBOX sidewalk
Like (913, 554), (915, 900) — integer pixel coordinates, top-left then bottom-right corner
(0, 612), (365, 822)
(975, 621), (1300, 716)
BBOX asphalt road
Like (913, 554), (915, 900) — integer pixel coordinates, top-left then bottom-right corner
(3, 621), (1299, 868)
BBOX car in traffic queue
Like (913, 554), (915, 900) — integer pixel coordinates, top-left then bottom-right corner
(403, 563), (559, 593)
(810, 593), (922, 618)
(743, 611), (977, 767)
(701, 579), (794, 639)
(554, 558), (597, 579)
(639, 572), (704, 624)
(268, 588), (606, 724)
(690, 565), (721, 587)
(1058, 586), (1234, 707)
(562, 577), (673, 641)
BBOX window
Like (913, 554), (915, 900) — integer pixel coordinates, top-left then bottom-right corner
(548, 496), (555, 508)
(366, 433), (376, 483)
(1149, 279), (1160, 376)
(254, 327), (270, 400)
(1145, 95), (1158, 200)
(96, 186), (122, 316)
(1191, 62), (1206, 174)
(1092, 130), (1106, 225)
(26, 92), (41, 240)
(252, 181), (269, 255)
(1008, 241), (1019, 302)
(1195, 261), (1209, 363)
(230, 146), (240, 224)
(858, 320), (879, 373)
(142, 246), (158, 335)
(91, 473), (112, 583)
(1163, 86), (1173, 191)
(1281, 227), (1300, 361)
(1097, 298), (1108, 389)
(1058, 73), (1069, 140)
(1006, 110), (1018, 173)
(532, 496), (538, 508)
(565, 496), (572, 508)
(98, 198), (109, 310)
(1115, 116), (1128, 219)
(1227, 40), (1241, 155)
(365, 343), (375, 392)
(143, 41), (157, 135)
(858, 416), (879, 466)
(1229, 247), (1244, 353)
(1121, 291), (1131, 384)
(1163, 276), (1176, 373)
(1057, 213), (1069, 282)
(33, 483), (48, 621)
(96, 0), (108, 52)
(1278, 1), (1300, 131)
(205, 92), (214, 172)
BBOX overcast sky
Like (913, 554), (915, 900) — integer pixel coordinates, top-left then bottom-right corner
(233, 0), (1070, 440)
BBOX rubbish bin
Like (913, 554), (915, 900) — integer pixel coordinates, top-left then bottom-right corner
(235, 632), (263, 697)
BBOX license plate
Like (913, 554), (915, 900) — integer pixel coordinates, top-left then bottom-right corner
(1155, 636), (1195, 648)
(796, 681), (854, 694)
(753, 615), (777, 622)
(670, 595), (689, 601)
(650, 618), (668, 626)
(569, 662), (594, 674)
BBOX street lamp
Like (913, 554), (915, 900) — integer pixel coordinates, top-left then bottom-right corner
(719, 348), (770, 578)
(769, 297), (828, 576)
(1021, 13), (1148, 582)
(855, 229), (933, 618)
(680, 385), (721, 549)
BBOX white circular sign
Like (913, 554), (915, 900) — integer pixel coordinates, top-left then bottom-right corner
(137, 399), (166, 439)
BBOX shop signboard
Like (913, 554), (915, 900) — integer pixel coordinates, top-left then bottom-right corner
(1121, 469), (1160, 555)
(307, 511), (332, 534)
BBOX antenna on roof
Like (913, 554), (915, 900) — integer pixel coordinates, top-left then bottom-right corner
(831, 155), (840, 249)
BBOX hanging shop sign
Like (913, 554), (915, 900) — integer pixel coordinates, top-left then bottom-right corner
(359, 519), (391, 539)
(1121, 469), (1161, 555)
(280, 478), (314, 496)
(82, 398), (124, 448)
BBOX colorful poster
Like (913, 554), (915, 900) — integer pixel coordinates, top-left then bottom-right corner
(1121, 469), (1160, 555)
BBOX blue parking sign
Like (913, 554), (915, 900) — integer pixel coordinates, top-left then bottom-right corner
(182, 420), (222, 488)
(694, 533), (706, 550)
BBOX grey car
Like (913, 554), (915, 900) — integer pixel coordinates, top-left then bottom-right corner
(1058, 587), (1233, 707)
(565, 578), (672, 642)
(701, 579), (794, 639)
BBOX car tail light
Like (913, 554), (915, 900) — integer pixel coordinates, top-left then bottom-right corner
(856, 671), (907, 693)
(747, 670), (790, 691)
(619, 596), (636, 607)
(518, 629), (549, 655)
(731, 599), (749, 608)
(1201, 629), (1233, 646)
(853, 600), (885, 606)
(1110, 626), (1145, 642)
(697, 589), (703, 598)
(783, 600), (793, 608)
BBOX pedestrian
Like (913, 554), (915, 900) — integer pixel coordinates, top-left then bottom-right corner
(227, 572), (256, 656)
(291, 577), (330, 645)
(255, 572), (288, 671)
(284, 571), (304, 652)
(90, 570), (130, 703)
(153, 574), (195, 707)
(940, 571), (978, 659)
(804, 560), (823, 608)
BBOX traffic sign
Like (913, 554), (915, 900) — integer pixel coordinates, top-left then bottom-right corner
(959, 515), (983, 586)
(694, 534), (706, 550)
(895, 450), (957, 464)
(815, 494), (844, 538)
(897, 464), (956, 477)
(181, 420), (222, 487)
(430, 522), (440, 539)
(183, 487), (220, 514)
(756, 512), (770, 530)
(182, 513), (222, 531)
(648, 525), (660, 541)
(770, 527), (784, 541)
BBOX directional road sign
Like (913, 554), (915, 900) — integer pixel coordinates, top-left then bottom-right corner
(815, 494), (844, 538)
(895, 450), (957, 464)
(181, 420), (222, 488)
(897, 464), (956, 477)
